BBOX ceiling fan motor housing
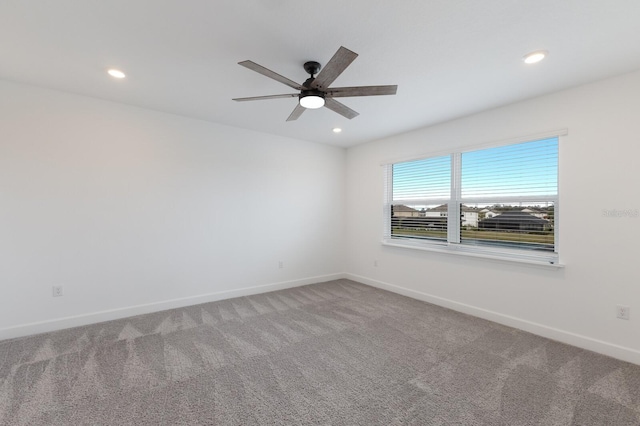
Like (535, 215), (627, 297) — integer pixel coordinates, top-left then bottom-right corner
(303, 61), (322, 76)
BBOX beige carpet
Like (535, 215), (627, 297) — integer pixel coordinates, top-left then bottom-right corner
(1, 279), (639, 425)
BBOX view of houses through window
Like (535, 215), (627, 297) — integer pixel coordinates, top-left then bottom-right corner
(385, 136), (559, 261)
(390, 202), (555, 251)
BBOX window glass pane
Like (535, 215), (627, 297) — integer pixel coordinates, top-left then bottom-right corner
(392, 155), (450, 201)
(461, 138), (558, 199)
(460, 202), (555, 252)
(391, 203), (447, 241)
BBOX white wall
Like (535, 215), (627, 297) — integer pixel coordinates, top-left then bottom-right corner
(345, 70), (640, 364)
(0, 80), (346, 339)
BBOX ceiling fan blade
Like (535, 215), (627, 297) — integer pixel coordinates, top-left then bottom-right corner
(311, 46), (358, 90)
(324, 98), (359, 120)
(326, 85), (397, 98)
(233, 94), (298, 102)
(238, 60), (303, 90)
(286, 103), (306, 121)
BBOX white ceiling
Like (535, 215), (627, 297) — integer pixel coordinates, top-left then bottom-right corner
(2, 1), (640, 148)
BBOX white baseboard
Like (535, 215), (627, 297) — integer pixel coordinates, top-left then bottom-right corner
(345, 273), (640, 366)
(0, 273), (347, 341)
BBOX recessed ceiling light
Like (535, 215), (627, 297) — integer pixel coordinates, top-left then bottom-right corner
(332, 128), (342, 133)
(107, 69), (126, 79)
(523, 50), (547, 64)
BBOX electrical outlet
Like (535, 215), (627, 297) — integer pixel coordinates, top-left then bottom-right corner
(278, 261), (283, 269)
(617, 305), (630, 320)
(52, 286), (64, 297)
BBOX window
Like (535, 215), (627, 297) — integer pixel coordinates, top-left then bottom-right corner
(383, 135), (560, 265)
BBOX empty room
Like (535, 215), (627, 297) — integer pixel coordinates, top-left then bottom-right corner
(1, 1), (640, 425)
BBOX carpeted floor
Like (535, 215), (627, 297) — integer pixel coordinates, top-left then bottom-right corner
(1, 279), (640, 425)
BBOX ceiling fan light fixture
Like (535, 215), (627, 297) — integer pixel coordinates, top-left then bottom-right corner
(299, 90), (325, 109)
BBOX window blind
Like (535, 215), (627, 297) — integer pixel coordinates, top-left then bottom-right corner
(461, 138), (558, 201)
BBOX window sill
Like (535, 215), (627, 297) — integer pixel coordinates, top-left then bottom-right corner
(382, 239), (564, 269)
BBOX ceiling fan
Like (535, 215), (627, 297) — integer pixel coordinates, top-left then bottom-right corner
(233, 46), (398, 121)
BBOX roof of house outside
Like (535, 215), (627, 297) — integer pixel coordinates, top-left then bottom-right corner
(393, 205), (419, 212)
(427, 204), (479, 212)
(479, 211), (550, 225)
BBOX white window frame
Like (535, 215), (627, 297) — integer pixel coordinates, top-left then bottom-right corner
(382, 130), (565, 267)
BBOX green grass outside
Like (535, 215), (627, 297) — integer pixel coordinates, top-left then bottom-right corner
(392, 228), (554, 245)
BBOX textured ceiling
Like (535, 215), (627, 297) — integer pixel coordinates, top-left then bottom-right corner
(2, 1), (640, 147)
